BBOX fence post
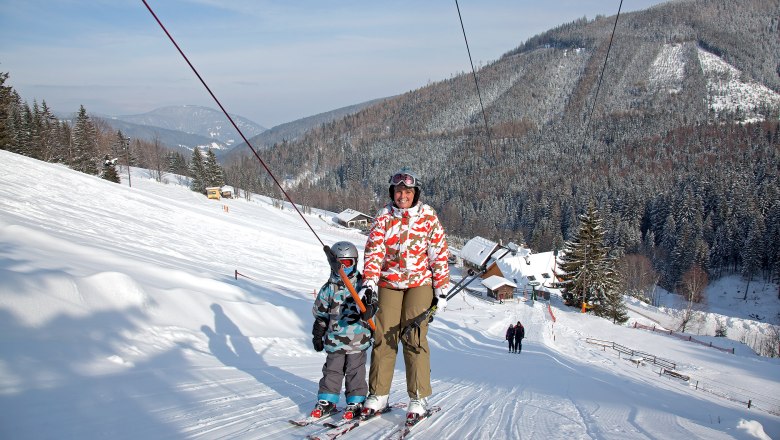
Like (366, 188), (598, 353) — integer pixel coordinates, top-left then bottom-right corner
(748, 400), (751, 409)
(235, 269), (238, 280)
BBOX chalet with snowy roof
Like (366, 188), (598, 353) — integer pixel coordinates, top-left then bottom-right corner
(481, 275), (517, 301)
(220, 185), (235, 198)
(459, 236), (500, 272)
(336, 209), (372, 229)
(495, 250), (560, 300)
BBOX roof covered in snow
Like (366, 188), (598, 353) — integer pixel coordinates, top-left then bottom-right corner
(496, 250), (559, 291)
(460, 236), (499, 268)
(482, 275), (517, 290)
(336, 209), (371, 223)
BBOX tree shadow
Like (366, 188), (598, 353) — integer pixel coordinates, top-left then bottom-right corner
(0, 308), (184, 440)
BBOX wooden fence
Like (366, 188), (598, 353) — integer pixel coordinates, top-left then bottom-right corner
(585, 338), (676, 369)
(633, 322), (735, 354)
(585, 338), (780, 416)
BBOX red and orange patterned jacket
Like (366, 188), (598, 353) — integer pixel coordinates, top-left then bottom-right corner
(363, 202), (450, 294)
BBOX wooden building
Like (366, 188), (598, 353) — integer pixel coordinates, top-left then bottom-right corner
(206, 187), (221, 200)
(482, 275), (517, 301)
(336, 209), (373, 229)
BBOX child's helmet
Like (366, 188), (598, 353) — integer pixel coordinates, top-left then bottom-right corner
(331, 241), (359, 276)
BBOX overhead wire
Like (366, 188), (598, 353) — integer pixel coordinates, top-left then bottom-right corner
(142, 0), (377, 329)
(579, 0), (625, 154)
(454, 0), (495, 158)
(141, 0), (325, 248)
(455, 0), (625, 159)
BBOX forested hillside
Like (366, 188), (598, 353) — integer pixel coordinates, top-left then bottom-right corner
(223, 0), (780, 294)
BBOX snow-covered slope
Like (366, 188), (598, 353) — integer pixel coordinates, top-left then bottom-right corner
(649, 43), (780, 121)
(0, 150), (778, 439)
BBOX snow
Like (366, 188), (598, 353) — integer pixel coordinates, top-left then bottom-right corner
(1, 149), (779, 439)
(649, 43), (780, 121)
(649, 43), (686, 93)
(697, 48), (780, 120)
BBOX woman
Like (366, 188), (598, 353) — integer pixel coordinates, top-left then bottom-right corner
(360, 169), (450, 422)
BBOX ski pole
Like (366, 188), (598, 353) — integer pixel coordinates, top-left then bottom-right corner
(324, 246), (375, 331)
(400, 242), (520, 338)
(400, 269), (485, 340)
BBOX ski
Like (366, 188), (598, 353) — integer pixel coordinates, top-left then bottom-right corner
(307, 402), (404, 440)
(289, 408), (341, 427)
(386, 405), (441, 440)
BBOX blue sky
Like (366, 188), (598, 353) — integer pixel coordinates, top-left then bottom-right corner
(1, 0), (668, 128)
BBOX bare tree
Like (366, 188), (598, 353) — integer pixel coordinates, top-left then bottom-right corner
(678, 264), (708, 332)
(618, 254), (659, 304)
(680, 264), (708, 304)
(147, 136), (167, 182)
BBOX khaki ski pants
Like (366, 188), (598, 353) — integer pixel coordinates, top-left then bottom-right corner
(368, 285), (433, 399)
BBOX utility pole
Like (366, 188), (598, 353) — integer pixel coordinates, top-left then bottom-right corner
(124, 138), (132, 188)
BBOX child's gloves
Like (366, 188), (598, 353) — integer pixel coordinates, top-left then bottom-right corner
(312, 317), (327, 352)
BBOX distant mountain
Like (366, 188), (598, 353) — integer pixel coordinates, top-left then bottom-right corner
(222, 97), (390, 163)
(223, 0), (780, 288)
(94, 116), (226, 154)
(112, 105), (266, 149)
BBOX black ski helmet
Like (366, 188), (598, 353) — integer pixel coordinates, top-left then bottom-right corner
(330, 241), (359, 276)
(388, 169), (422, 206)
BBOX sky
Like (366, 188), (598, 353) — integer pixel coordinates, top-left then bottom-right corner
(0, 0), (669, 128)
(1, 148), (779, 439)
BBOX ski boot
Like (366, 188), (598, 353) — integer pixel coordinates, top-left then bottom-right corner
(360, 394), (389, 417)
(310, 399), (337, 418)
(343, 402), (363, 420)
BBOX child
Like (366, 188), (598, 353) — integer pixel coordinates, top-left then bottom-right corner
(311, 241), (378, 420)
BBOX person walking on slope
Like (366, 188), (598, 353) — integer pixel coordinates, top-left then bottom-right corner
(360, 169), (450, 423)
(514, 321), (525, 354)
(506, 323), (516, 353)
(311, 241), (378, 420)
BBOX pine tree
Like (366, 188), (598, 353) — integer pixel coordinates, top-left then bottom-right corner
(111, 130), (130, 165)
(741, 217), (764, 300)
(601, 284), (629, 324)
(558, 203), (620, 313)
(203, 148), (224, 188)
(70, 105), (99, 175)
(0, 71), (13, 152)
(167, 151), (189, 176)
(39, 101), (60, 162)
(101, 155), (121, 183)
(189, 147), (207, 194)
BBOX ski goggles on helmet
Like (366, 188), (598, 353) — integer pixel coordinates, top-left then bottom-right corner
(339, 258), (355, 268)
(389, 173), (417, 187)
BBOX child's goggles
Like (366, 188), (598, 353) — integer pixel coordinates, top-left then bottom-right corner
(339, 258), (355, 268)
